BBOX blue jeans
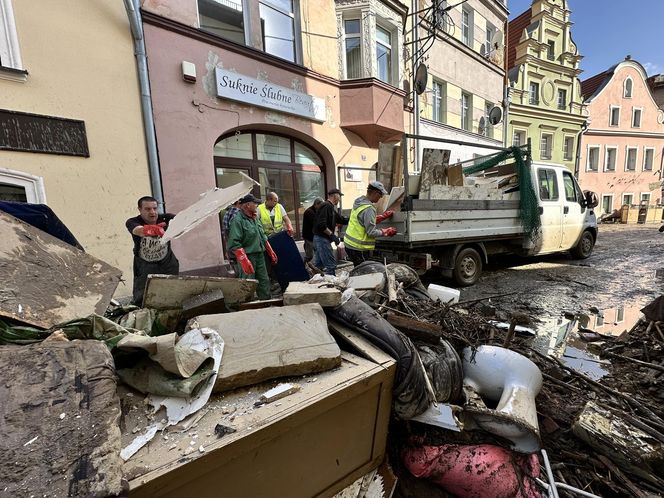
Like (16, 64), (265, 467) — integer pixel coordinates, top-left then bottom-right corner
(313, 234), (336, 275)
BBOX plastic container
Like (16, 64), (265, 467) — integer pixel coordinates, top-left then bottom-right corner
(427, 284), (460, 304)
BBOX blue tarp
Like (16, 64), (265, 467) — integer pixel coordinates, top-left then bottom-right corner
(0, 201), (83, 250)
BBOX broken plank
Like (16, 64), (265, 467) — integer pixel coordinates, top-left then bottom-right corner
(384, 313), (443, 344)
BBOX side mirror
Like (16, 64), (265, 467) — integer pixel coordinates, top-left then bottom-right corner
(582, 190), (599, 209)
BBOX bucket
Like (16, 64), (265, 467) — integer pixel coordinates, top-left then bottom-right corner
(427, 284), (460, 304)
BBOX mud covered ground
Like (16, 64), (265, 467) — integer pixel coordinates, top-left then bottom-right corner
(438, 224), (664, 324)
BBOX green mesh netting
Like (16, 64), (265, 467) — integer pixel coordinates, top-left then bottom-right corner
(462, 146), (540, 237)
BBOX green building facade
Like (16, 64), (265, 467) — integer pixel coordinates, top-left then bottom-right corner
(506, 0), (586, 170)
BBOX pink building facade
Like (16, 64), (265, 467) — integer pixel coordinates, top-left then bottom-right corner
(578, 59), (664, 218)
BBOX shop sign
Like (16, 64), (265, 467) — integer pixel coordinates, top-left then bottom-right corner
(215, 68), (325, 122)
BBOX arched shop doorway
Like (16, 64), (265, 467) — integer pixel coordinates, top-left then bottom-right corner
(214, 131), (327, 241)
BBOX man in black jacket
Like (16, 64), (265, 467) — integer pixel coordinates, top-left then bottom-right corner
(313, 189), (349, 275)
(302, 197), (324, 263)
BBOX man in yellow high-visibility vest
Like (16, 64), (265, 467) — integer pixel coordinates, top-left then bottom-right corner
(258, 192), (294, 237)
(344, 181), (397, 267)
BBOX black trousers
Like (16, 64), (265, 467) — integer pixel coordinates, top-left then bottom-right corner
(346, 247), (370, 267)
(132, 252), (179, 306)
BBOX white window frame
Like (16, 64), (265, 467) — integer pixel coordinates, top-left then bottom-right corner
(563, 135), (574, 161)
(644, 147), (655, 171)
(512, 129), (526, 147)
(461, 7), (473, 47)
(0, 167), (46, 203)
(0, 0), (23, 71)
(540, 132), (553, 160)
(625, 146), (638, 171)
(342, 18), (362, 79)
(485, 22), (495, 54)
(609, 105), (620, 127)
(546, 40), (555, 61)
(622, 193), (634, 206)
(586, 145), (600, 171)
(557, 88), (567, 110)
(604, 145), (617, 171)
(601, 193), (613, 214)
(641, 192), (651, 205)
(483, 101), (493, 138)
(631, 107), (642, 128)
(375, 23), (395, 85)
(529, 81), (540, 105)
(432, 79), (445, 123)
(461, 91), (472, 131)
(624, 77), (633, 98)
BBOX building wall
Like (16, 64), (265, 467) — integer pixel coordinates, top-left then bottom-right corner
(579, 62), (664, 213)
(0, 0), (151, 295)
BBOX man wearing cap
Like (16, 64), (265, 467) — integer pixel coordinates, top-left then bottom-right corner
(258, 192), (294, 237)
(344, 181), (397, 266)
(227, 194), (278, 300)
(313, 188), (349, 275)
(302, 197), (324, 263)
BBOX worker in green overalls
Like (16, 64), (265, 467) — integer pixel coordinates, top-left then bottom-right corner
(228, 194), (278, 300)
(344, 181), (398, 267)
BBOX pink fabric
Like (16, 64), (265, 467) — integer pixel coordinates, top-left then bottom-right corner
(402, 444), (541, 498)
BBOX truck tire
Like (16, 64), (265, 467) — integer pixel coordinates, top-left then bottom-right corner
(571, 230), (595, 259)
(453, 247), (482, 286)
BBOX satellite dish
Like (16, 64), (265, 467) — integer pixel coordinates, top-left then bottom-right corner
(479, 44), (487, 57)
(488, 106), (503, 125)
(491, 29), (504, 49)
(478, 116), (486, 135)
(414, 63), (428, 95)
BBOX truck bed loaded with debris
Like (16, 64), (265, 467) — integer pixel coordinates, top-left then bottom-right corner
(372, 136), (599, 286)
(0, 194), (661, 498)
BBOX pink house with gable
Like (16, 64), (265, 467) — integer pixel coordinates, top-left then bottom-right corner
(578, 58), (664, 219)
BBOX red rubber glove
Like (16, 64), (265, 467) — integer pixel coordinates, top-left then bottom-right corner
(265, 241), (278, 265)
(376, 210), (394, 223)
(143, 222), (166, 237)
(380, 227), (397, 237)
(286, 223), (294, 237)
(233, 248), (255, 275)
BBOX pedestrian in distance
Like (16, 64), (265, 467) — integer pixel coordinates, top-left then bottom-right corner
(258, 191), (294, 237)
(313, 188), (349, 275)
(302, 197), (324, 263)
(227, 193), (278, 300)
(344, 181), (397, 266)
(125, 196), (179, 306)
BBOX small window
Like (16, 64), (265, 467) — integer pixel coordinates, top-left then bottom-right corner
(540, 133), (552, 160)
(461, 7), (473, 47)
(0, 183), (27, 202)
(641, 192), (651, 204)
(0, 0), (24, 71)
(557, 89), (567, 110)
(587, 146), (600, 171)
(461, 92), (472, 131)
(632, 108), (642, 128)
(485, 22), (496, 54)
(547, 40), (555, 61)
(529, 82), (540, 105)
(624, 77), (633, 98)
(610, 106), (620, 126)
(622, 193), (633, 206)
(625, 147), (637, 171)
(432, 80), (445, 123)
(259, 0), (297, 62)
(605, 147), (617, 171)
(344, 19), (361, 79)
(376, 25), (392, 85)
(644, 148), (654, 171)
(562, 171), (577, 202)
(537, 168), (559, 201)
(198, 0), (246, 45)
(563, 136), (574, 161)
(513, 130), (526, 147)
(601, 194), (613, 214)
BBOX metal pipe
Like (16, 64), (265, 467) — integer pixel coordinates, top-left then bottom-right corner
(536, 478), (602, 498)
(411, 0), (420, 172)
(540, 450), (560, 498)
(123, 0), (165, 211)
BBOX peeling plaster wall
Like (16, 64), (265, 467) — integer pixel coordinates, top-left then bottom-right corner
(0, 0), (152, 297)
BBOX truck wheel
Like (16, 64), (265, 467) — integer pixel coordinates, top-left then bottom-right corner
(453, 247), (482, 286)
(571, 230), (595, 259)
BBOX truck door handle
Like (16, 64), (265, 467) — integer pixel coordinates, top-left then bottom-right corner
(539, 207), (543, 215)
(564, 206), (569, 214)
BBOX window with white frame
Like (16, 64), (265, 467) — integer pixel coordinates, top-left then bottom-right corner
(483, 102), (493, 138)
(513, 129), (526, 147)
(624, 77), (633, 98)
(343, 19), (361, 79)
(540, 133), (552, 160)
(632, 108), (642, 128)
(601, 194), (613, 214)
(609, 106), (620, 126)
(587, 146), (600, 171)
(563, 136), (574, 161)
(605, 146), (617, 171)
(644, 147), (655, 171)
(461, 7), (473, 47)
(375, 25), (393, 84)
(198, 0), (300, 63)
(461, 92), (472, 131)
(485, 22), (495, 54)
(0, 168), (45, 203)
(557, 89), (567, 110)
(0, 0), (24, 71)
(546, 40), (555, 61)
(622, 193), (633, 206)
(529, 81), (540, 105)
(432, 80), (445, 123)
(641, 192), (651, 205)
(625, 147), (637, 171)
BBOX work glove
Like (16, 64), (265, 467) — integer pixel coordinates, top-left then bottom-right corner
(376, 210), (394, 223)
(265, 241), (278, 265)
(233, 248), (255, 275)
(143, 222), (166, 237)
(330, 234), (341, 245)
(286, 223), (294, 237)
(380, 227), (397, 237)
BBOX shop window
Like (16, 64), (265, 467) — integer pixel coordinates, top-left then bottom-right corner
(214, 133), (253, 159)
(343, 19), (361, 79)
(256, 134), (290, 162)
(295, 142), (322, 166)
